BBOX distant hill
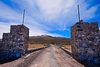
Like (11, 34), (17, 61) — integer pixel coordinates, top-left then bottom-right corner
(31, 35), (52, 37)
(29, 36), (71, 45)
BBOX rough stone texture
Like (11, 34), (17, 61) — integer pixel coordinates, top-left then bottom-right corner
(0, 24), (29, 62)
(71, 20), (100, 66)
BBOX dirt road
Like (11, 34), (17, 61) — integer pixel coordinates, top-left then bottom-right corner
(29, 45), (84, 67)
(0, 45), (84, 67)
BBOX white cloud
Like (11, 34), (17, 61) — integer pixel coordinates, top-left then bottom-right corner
(35, 0), (63, 20)
(34, 0), (98, 30)
(80, 4), (98, 21)
(0, 22), (64, 39)
(0, 0), (99, 38)
(0, 2), (21, 22)
(0, 22), (17, 39)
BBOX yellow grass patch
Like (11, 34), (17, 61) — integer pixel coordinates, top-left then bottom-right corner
(62, 45), (71, 50)
(28, 44), (48, 49)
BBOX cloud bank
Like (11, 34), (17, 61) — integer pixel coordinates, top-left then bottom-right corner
(0, 0), (99, 38)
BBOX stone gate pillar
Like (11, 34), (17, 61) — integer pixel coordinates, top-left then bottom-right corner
(71, 20), (100, 64)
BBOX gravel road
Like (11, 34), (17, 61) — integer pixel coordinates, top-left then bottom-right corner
(0, 45), (84, 67)
(29, 45), (84, 67)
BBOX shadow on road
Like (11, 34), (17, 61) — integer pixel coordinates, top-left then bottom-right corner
(0, 47), (47, 64)
(26, 47), (47, 54)
(0, 57), (19, 64)
(60, 46), (100, 67)
(60, 46), (71, 56)
(59, 47), (90, 67)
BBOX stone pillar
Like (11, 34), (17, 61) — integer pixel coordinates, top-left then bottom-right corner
(71, 21), (100, 65)
(1, 24), (29, 60)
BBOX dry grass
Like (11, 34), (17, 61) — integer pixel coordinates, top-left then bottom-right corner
(62, 45), (71, 50)
(28, 44), (48, 49)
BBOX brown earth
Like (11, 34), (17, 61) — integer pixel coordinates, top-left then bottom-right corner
(0, 45), (84, 67)
(29, 45), (84, 67)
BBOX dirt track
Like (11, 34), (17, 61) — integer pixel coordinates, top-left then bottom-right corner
(0, 45), (84, 67)
(29, 45), (84, 67)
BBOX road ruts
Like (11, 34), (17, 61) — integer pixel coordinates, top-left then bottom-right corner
(29, 45), (84, 67)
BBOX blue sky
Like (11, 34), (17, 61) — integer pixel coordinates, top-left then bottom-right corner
(0, 0), (100, 38)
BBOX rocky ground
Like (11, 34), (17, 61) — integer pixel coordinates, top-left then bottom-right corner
(29, 45), (84, 67)
(0, 45), (84, 67)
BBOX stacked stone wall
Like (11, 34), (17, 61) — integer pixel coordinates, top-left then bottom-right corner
(71, 21), (100, 65)
(0, 24), (29, 62)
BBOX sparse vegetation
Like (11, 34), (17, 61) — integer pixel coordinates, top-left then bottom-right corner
(29, 37), (71, 45)
(28, 44), (48, 48)
(60, 45), (71, 50)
